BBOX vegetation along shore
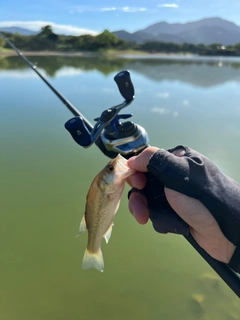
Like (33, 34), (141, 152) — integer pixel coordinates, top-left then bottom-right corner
(0, 25), (240, 57)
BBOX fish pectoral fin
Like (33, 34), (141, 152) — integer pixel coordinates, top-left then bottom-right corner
(104, 223), (113, 244)
(76, 215), (87, 237)
(82, 249), (104, 272)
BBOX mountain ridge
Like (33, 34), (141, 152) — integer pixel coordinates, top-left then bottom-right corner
(1, 17), (240, 45)
(113, 17), (240, 45)
(0, 27), (37, 35)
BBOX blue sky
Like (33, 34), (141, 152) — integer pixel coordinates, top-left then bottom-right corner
(1, 0), (240, 35)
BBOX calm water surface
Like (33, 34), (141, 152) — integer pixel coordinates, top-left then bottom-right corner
(1, 55), (240, 320)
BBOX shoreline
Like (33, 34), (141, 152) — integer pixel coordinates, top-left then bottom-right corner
(1, 50), (240, 61)
(0, 50), (198, 60)
(0, 49), (190, 57)
(0, 50), (100, 57)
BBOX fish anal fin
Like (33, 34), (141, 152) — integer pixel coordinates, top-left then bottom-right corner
(82, 249), (104, 272)
(104, 223), (113, 244)
(76, 215), (86, 237)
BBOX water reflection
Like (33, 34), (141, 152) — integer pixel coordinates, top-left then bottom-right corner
(1, 55), (240, 87)
(1, 54), (240, 320)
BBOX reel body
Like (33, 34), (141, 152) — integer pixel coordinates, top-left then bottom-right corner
(65, 70), (149, 158)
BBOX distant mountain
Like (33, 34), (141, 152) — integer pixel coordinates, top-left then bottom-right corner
(113, 17), (240, 45)
(2, 17), (240, 46)
(0, 27), (37, 35)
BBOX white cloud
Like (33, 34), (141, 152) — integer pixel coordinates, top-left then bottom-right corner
(121, 7), (147, 12)
(0, 69), (37, 79)
(0, 21), (98, 36)
(55, 67), (83, 77)
(0, 67), (83, 79)
(157, 92), (170, 99)
(182, 99), (190, 106)
(72, 6), (147, 13)
(151, 107), (179, 117)
(100, 7), (117, 12)
(158, 3), (179, 8)
(151, 107), (170, 114)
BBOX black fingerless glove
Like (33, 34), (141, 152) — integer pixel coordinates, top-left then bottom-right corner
(145, 145), (240, 273)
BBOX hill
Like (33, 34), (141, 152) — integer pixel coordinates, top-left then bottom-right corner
(0, 27), (37, 35)
(113, 17), (240, 45)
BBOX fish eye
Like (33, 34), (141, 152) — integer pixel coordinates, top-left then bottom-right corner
(107, 165), (114, 172)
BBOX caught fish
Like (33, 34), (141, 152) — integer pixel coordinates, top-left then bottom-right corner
(77, 154), (135, 272)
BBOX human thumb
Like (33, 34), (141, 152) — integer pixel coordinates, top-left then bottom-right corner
(127, 147), (160, 172)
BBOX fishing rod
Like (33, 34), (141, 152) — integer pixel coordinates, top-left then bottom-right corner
(1, 32), (147, 158)
(0, 34), (85, 120)
(0, 32), (137, 158)
(2, 32), (240, 297)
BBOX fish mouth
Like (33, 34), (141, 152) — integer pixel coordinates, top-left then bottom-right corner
(116, 154), (135, 178)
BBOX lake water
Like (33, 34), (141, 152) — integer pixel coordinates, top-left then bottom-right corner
(1, 54), (240, 320)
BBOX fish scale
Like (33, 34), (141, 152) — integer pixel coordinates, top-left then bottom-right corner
(77, 154), (135, 272)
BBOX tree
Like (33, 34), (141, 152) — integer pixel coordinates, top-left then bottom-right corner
(94, 30), (124, 49)
(207, 43), (222, 50)
(40, 25), (53, 36)
(76, 34), (95, 50)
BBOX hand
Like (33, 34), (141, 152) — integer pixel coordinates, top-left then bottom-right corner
(127, 147), (236, 264)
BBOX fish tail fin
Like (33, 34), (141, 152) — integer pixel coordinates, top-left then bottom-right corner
(82, 248), (104, 272)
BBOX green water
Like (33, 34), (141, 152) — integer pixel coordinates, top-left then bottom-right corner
(1, 55), (240, 319)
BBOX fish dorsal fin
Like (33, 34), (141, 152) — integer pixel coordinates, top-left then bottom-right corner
(76, 215), (86, 237)
(104, 223), (114, 244)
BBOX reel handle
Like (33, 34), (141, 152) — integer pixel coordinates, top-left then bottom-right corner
(65, 116), (92, 147)
(114, 70), (135, 101)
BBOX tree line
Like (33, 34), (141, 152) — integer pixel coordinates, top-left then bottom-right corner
(1, 25), (240, 56)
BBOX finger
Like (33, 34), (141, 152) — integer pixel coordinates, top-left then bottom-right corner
(127, 147), (160, 172)
(171, 148), (186, 157)
(127, 172), (147, 189)
(128, 191), (149, 224)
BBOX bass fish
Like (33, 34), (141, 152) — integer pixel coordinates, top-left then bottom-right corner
(78, 154), (135, 272)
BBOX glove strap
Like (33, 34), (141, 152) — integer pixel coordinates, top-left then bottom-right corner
(229, 245), (240, 273)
